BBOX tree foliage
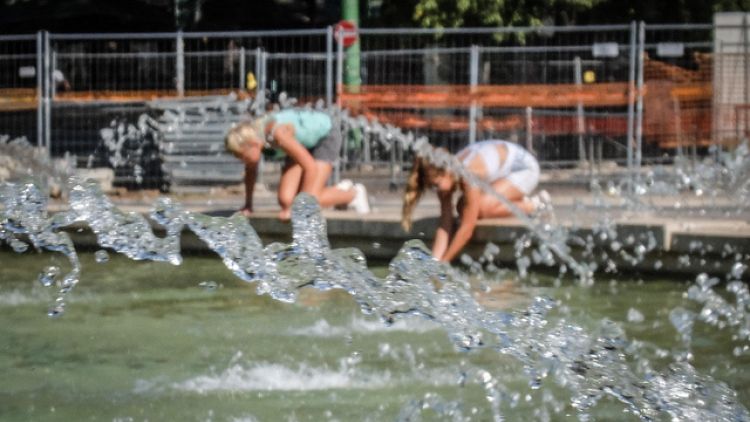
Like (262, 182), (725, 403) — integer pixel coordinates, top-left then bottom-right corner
(585, 0), (750, 24)
(410, 0), (602, 28)
(375, 0), (750, 28)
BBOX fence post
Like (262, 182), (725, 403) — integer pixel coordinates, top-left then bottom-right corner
(635, 21), (645, 182)
(36, 31), (44, 149)
(239, 46), (246, 90)
(525, 106), (534, 154)
(363, 130), (371, 164)
(254, 47), (263, 104)
(333, 32), (345, 184)
(574, 56), (587, 165)
(744, 14), (749, 139)
(713, 41), (724, 163)
(43, 31), (51, 154)
(326, 26), (334, 107)
(469, 45), (479, 144)
(626, 21), (637, 191)
(176, 31), (185, 97)
(51, 50), (58, 99)
(262, 52), (268, 99)
(336, 29), (344, 102)
(389, 140), (397, 191)
(673, 97), (684, 157)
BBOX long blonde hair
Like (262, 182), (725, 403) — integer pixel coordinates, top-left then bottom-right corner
(401, 155), (457, 232)
(224, 117), (267, 155)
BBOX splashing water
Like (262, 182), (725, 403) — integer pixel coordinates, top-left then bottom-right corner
(1, 174), (748, 420)
(0, 135), (74, 196)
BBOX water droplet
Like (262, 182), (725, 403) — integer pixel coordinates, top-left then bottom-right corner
(10, 239), (28, 253)
(627, 308), (645, 323)
(38, 266), (60, 287)
(47, 303), (65, 318)
(730, 262), (747, 279)
(669, 307), (696, 339)
(198, 281), (219, 291)
(94, 250), (109, 263)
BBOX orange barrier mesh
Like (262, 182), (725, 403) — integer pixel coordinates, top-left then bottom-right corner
(362, 110), (629, 136)
(340, 83), (633, 109)
(341, 76), (713, 149)
(0, 88), (37, 111)
(0, 88), (255, 111)
(0, 63), (715, 150)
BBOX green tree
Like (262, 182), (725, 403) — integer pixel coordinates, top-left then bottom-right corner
(410, 0), (602, 28)
(585, 0), (750, 24)
(374, 0), (749, 28)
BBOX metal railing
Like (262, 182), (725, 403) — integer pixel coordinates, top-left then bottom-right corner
(0, 18), (747, 191)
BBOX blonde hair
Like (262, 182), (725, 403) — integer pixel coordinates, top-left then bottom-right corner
(402, 155), (457, 231)
(224, 117), (267, 155)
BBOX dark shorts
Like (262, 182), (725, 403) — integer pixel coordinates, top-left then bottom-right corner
(310, 126), (342, 163)
(284, 126), (342, 166)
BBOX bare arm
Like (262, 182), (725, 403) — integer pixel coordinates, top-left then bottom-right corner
(239, 143), (262, 213)
(432, 190), (454, 260)
(243, 163), (257, 211)
(273, 124), (319, 195)
(440, 185), (481, 262)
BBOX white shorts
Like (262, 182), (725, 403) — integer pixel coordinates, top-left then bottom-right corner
(506, 153), (540, 195)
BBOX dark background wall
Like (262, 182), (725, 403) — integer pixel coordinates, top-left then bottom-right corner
(0, 0), (746, 34)
(0, 0), (343, 33)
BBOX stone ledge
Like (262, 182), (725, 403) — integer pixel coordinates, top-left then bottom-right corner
(40, 211), (750, 279)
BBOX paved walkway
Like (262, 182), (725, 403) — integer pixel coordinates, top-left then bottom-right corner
(60, 170), (750, 279)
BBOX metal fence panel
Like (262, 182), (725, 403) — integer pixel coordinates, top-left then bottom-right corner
(266, 52), (329, 102)
(0, 35), (40, 146)
(1, 24), (747, 191)
(642, 24), (714, 164)
(345, 25), (635, 174)
(713, 15), (750, 148)
(44, 31), (328, 189)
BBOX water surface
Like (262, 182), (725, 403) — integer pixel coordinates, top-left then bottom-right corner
(0, 251), (747, 421)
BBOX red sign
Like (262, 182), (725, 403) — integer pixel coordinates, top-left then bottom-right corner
(334, 20), (358, 48)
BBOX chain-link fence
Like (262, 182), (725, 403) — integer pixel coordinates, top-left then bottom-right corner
(44, 30), (330, 190)
(714, 15), (750, 149)
(0, 34), (40, 148)
(348, 25), (635, 173)
(0, 18), (747, 191)
(641, 24), (714, 167)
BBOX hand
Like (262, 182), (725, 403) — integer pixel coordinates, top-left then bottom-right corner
(238, 207), (253, 217)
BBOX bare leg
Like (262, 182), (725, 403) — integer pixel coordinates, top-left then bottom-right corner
(477, 179), (534, 218)
(313, 161), (356, 207)
(277, 162), (303, 221)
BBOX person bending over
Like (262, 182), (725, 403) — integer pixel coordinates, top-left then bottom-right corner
(402, 140), (540, 262)
(225, 108), (370, 220)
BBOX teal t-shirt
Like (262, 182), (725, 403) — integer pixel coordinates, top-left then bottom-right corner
(271, 109), (332, 149)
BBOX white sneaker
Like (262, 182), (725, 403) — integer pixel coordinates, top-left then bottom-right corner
(350, 183), (371, 214)
(538, 189), (551, 204)
(336, 179), (353, 191)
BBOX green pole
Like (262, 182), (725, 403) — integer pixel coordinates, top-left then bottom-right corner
(341, 0), (362, 161)
(342, 0), (361, 92)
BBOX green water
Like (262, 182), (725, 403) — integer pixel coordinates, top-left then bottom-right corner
(0, 251), (747, 421)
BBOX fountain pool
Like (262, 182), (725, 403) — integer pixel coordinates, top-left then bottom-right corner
(1, 250), (747, 421)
